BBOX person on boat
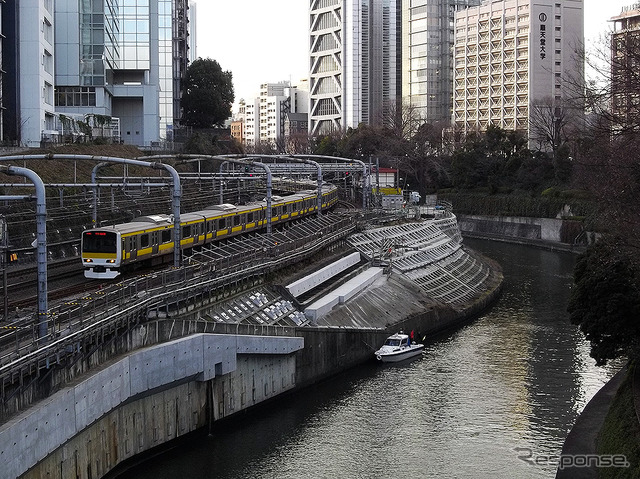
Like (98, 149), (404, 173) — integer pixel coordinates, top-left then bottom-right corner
(410, 330), (415, 345)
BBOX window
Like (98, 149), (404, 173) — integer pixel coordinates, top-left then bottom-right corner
(54, 86), (96, 107)
(161, 230), (171, 243)
(140, 234), (149, 248)
(182, 225), (191, 237)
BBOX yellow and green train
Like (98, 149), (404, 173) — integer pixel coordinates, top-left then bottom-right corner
(81, 184), (339, 279)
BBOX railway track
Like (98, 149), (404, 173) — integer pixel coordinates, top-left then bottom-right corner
(1, 257), (91, 310)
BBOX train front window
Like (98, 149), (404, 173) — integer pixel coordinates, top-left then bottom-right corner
(83, 231), (117, 253)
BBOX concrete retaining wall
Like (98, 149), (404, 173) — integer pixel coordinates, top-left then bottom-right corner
(2, 334), (302, 479)
(457, 214), (563, 242)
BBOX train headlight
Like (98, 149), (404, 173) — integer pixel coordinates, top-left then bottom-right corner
(106, 259), (116, 263)
(84, 259), (93, 263)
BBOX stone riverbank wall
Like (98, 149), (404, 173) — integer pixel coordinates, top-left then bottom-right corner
(2, 216), (503, 479)
(456, 214), (592, 251)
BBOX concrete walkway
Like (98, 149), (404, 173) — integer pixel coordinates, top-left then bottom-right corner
(556, 365), (628, 479)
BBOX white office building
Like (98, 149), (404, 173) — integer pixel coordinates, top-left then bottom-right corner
(18, 0), (56, 147)
(244, 82), (308, 147)
(309, 0), (401, 136)
(452, 0), (583, 138)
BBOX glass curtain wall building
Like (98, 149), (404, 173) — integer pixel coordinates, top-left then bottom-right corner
(53, 0), (189, 146)
(401, 0), (480, 128)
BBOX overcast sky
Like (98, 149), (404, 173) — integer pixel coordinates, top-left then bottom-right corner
(194, 0), (632, 105)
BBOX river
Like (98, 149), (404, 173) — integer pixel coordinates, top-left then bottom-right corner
(119, 238), (621, 479)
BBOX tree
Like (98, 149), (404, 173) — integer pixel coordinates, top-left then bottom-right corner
(181, 58), (234, 128)
(568, 239), (640, 366)
(336, 124), (405, 160)
(449, 125), (534, 191)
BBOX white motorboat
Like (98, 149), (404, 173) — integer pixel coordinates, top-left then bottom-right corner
(374, 332), (424, 363)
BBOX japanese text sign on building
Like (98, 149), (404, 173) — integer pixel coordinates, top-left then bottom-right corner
(539, 12), (547, 60)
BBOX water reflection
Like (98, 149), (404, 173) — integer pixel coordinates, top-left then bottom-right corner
(120, 239), (620, 479)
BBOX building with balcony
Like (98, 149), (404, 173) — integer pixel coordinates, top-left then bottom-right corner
(244, 82), (308, 148)
(309, 0), (401, 136)
(452, 0), (583, 140)
(610, 4), (640, 132)
(1, 0), (57, 147)
(401, 0), (481, 127)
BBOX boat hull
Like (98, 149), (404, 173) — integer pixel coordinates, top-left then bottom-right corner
(375, 344), (424, 363)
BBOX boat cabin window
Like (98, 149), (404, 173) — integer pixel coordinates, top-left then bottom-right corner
(384, 338), (401, 347)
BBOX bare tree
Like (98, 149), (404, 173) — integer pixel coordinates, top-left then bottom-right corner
(529, 97), (569, 153)
(285, 131), (311, 154)
(377, 100), (429, 140)
(567, 28), (640, 138)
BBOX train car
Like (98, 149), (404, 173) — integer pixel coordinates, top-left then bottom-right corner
(81, 184), (339, 279)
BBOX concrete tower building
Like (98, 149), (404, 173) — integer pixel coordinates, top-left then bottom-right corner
(401, 0), (481, 126)
(610, 4), (640, 132)
(309, 0), (401, 136)
(452, 0), (583, 139)
(0, 1), (5, 143)
(6, 0), (57, 147)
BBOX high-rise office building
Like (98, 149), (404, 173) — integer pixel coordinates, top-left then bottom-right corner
(402, 0), (481, 127)
(610, 4), (640, 131)
(452, 0), (583, 139)
(4, 0), (57, 147)
(0, 0), (5, 143)
(188, 1), (197, 63)
(309, 0), (401, 136)
(5, 0), (190, 147)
